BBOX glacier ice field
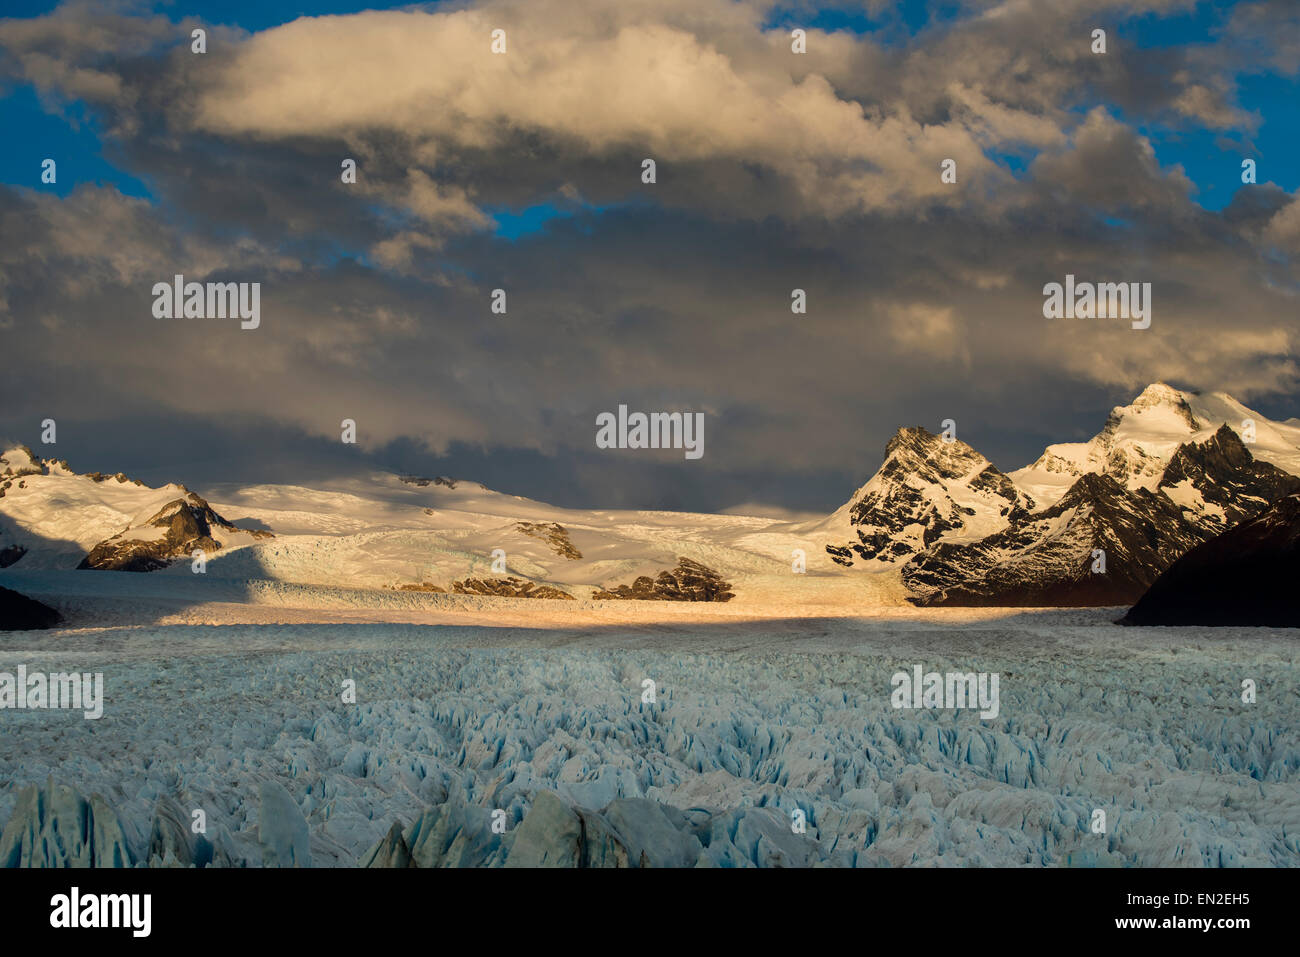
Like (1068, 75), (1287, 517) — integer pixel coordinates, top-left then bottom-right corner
(1, 618), (1297, 867)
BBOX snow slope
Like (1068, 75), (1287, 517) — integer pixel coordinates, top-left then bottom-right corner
(0, 451), (873, 604)
(4, 382), (1297, 610)
(1010, 383), (1300, 506)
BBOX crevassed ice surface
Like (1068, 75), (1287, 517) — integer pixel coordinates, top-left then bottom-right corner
(1, 615), (1295, 867)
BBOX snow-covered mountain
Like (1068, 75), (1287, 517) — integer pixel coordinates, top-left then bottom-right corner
(78, 491), (273, 572)
(1156, 424), (1300, 535)
(904, 421), (1299, 607)
(1010, 383), (1300, 506)
(4, 381), (1298, 609)
(904, 471), (1204, 607)
(819, 427), (1034, 568)
(0, 447), (842, 604)
(812, 383), (1300, 606)
(0, 447), (267, 572)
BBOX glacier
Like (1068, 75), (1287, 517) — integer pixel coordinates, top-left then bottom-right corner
(1, 612), (1295, 867)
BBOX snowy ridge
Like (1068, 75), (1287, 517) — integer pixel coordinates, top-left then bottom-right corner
(1011, 383), (1300, 506)
(819, 427), (1034, 569)
(3, 382), (1299, 608)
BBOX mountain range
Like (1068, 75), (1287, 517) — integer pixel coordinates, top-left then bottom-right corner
(821, 383), (1300, 607)
(2, 383), (1299, 611)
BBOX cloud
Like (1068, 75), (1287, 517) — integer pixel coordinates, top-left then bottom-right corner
(0, 0), (1298, 510)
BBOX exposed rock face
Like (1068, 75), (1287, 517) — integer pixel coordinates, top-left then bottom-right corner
(78, 491), (272, 572)
(824, 427), (1034, 568)
(1157, 424), (1300, 535)
(905, 425), (1300, 608)
(905, 472), (1205, 607)
(394, 582), (446, 593)
(516, 521), (582, 559)
(401, 475), (458, 489)
(593, 557), (734, 602)
(451, 577), (574, 600)
(0, 586), (62, 629)
(0, 544), (27, 567)
(1123, 492), (1300, 627)
(0, 779), (133, 867)
(85, 471), (145, 486)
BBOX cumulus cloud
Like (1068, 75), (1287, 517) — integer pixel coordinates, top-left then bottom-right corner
(0, 0), (1297, 510)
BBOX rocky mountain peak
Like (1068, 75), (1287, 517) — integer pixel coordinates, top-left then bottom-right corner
(1157, 423), (1300, 534)
(824, 426), (1034, 568)
(882, 426), (984, 478)
(1098, 382), (1199, 439)
(79, 491), (272, 572)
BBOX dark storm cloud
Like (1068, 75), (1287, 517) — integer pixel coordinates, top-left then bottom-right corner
(1, 0), (1298, 510)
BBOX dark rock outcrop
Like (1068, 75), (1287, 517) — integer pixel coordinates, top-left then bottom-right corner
(516, 522), (582, 559)
(401, 475), (458, 489)
(1157, 424), (1300, 535)
(1122, 492), (1300, 627)
(78, 491), (272, 572)
(905, 473), (1205, 607)
(450, 577), (574, 600)
(593, 557), (734, 602)
(0, 586), (61, 630)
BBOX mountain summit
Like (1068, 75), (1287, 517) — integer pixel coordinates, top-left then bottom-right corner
(821, 427), (1034, 568)
(1010, 383), (1300, 506)
(822, 383), (1300, 607)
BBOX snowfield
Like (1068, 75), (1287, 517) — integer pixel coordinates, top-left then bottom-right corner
(1, 578), (1296, 867)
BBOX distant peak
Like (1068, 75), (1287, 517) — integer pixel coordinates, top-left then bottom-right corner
(1131, 382), (1188, 407)
(884, 425), (938, 453)
(1102, 382), (1199, 434)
